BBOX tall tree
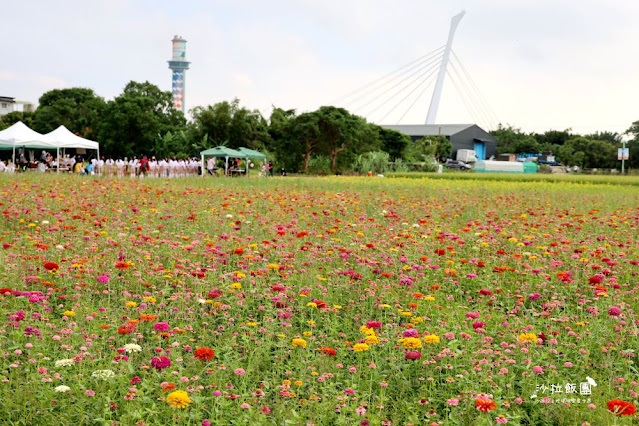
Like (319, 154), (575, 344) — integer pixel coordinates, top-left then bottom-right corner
(0, 111), (35, 130)
(315, 106), (371, 172)
(189, 99), (270, 151)
(32, 88), (105, 139)
(373, 126), (410, 161)
(98, 81), (185, 158)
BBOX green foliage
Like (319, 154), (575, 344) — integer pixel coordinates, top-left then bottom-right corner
(0, 111), (34, 130)
(491, 125), (541, 155)
(405, 136), (445, 161)
(354, 151), (390, 175)
(374, 126), (410, 160)
(189, 98), (270, 152)
(306, 155), (332, 175)
(32, 88), (105, 139)
(98, 81), (185, 158)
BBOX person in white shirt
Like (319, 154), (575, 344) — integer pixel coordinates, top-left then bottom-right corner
(106, 157), (114, 176)
(116, 158), (124, 177)
(149, 157), (157, 178)
(0, 160), (6, 173)
(97, 157), (105, 176)
(129, 157), (138, 178)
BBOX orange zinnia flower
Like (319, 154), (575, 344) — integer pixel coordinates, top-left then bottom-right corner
(115, 261), (130, 270)
(194, 348), (215, 361)
(474, 397), (497, 413)
(161, 382), (176, 392)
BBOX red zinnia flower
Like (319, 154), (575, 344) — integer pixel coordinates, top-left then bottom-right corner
(118, 324), (136, 335)
(0, 288), (12, 295)
(44, 261), (59, 271)
(194, 348), (215, 361)
(233, 248), (244, 255)
(318, 346), (336, 356)
(607, 400), (636, 416)
(474, 398), (497, 413)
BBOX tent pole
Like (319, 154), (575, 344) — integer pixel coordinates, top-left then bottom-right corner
(201, 154), (204, 177)
(57, 147), (60, 173)
(225, 157), (228, 177)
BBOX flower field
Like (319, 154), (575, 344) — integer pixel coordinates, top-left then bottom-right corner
(0, 174), (637, 425)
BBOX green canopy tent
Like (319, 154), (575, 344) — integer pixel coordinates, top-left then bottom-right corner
(237, 147), (267, 175)
(200, 146), (248, 177)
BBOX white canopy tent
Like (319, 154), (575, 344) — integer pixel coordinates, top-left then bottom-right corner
(43, 126), (100, 172)
(0, 122), (101, 172)
(0, 122), (57, 164)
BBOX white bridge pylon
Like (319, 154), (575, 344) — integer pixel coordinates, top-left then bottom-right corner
(425, 10), (465, 124)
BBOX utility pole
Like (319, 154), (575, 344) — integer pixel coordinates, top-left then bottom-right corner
(426, 11), (465, 124)
(621, 139), (627, 174)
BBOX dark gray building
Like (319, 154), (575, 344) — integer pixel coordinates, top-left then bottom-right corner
(381, 124), (497, 160)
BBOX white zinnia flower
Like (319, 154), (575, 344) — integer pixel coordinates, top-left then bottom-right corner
(55, 385), (71, 393)
(123, 343), (142, 353)
(55, 359), (75, 367)
(92, 369), (116, 380)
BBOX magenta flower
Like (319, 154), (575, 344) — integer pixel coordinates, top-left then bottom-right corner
(366, 321), (382, 329)
(150, 356), (171, 371)
(97, 275), (110, 284)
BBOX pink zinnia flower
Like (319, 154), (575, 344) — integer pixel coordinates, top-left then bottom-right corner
(447, 398), (459, 406)
(532, 366), (543, 374)
(97, 275), (110, 284)
(405, 350), (422, 360)
(403, 329), (419, 338)
(234, 368), (246, 376)
(366, 321), (382, 329)
(608, 307), (622, 316)
(153, 322), (170, 331)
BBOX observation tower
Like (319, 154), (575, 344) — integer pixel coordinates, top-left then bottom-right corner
(168, 35), (190, 112)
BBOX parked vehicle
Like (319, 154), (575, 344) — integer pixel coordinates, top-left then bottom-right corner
(445, 159), (472, 170)
(456, 149), (477, 163)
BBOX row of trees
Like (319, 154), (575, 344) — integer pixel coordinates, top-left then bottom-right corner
(491, 126), (638, 170)
(1, 81), (636, 172)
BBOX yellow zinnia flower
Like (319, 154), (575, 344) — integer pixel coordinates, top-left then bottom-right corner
(423, 334), (440, 344)
(353, 343), (370, 352)
(292, 338), (307, 348)
(518, 333), (537, 344)
(166, 390), (192, 408)
(402, 337), (423, 349)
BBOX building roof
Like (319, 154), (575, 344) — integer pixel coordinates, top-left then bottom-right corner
(381, 124), (475, 136)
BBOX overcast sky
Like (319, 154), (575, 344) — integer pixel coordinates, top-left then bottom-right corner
(3, 0), (638, 135)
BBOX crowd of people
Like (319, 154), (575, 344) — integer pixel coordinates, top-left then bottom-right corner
(0, 150), (281, 178)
